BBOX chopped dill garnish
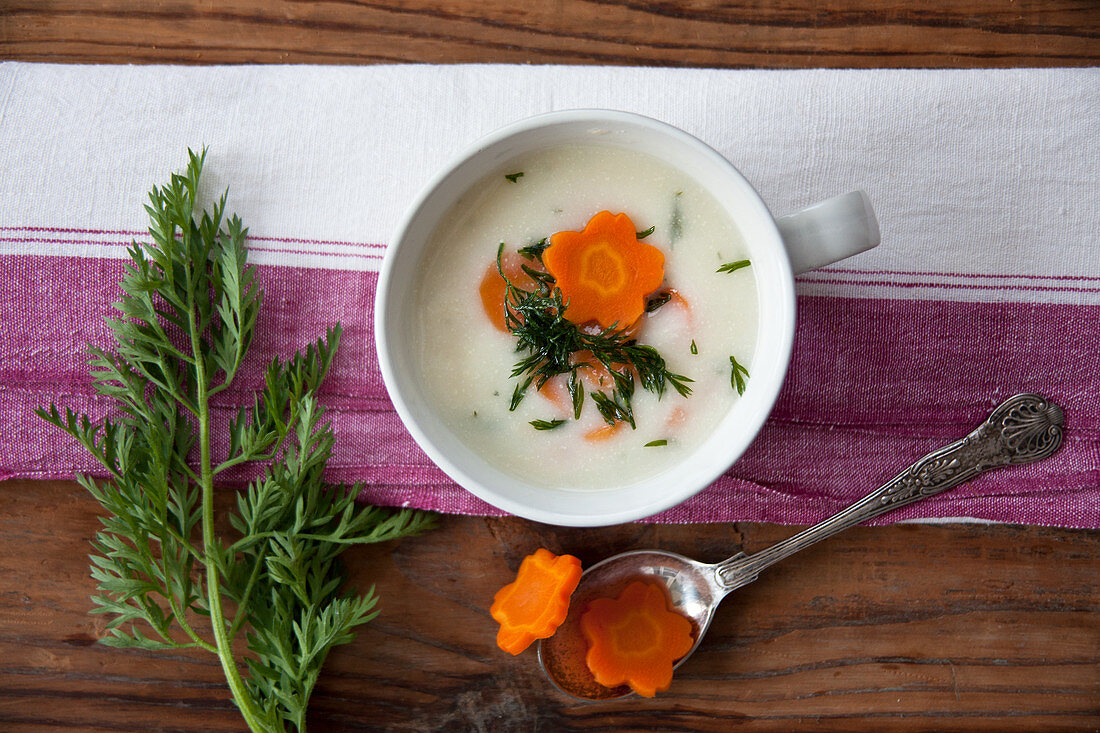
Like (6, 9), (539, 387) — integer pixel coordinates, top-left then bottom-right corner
(644, 439), (668, 447)
(690, 339), (698, 355)
(730, 355), (750, 395)
(509, 380), (527, 411)
(518, 237), (550, 261)
(530, 418), (566, 430)
(591, 390), (635, 428)
(505, 172), (524, 183)
(717, 259), (751, 274)
(496, 242), (692, 428)
(636, 225), (655, 239)
(644, 291), (672, 313)
(568, 369), (584, 420)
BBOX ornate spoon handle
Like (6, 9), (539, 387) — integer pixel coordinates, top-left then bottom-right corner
(716, 394), (1063, 590)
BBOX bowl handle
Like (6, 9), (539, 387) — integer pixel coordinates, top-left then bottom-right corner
(775, 190), (880, 275)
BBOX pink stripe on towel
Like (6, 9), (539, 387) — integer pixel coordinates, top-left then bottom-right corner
(2, 254), (1097, 527)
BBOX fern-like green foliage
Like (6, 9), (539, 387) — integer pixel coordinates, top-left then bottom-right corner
(37, 149), (434, 732)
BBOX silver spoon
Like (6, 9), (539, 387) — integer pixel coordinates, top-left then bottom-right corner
(538, 393), (1064, 701)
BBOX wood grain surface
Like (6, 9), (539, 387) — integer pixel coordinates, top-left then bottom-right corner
(2, 479), (1097, 732)
(2, 1), (1099, 731)
(1, 0), (1097, 67)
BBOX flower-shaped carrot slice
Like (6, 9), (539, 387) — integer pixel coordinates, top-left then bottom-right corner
(580, 579), (695, 697)
(543, 211), (665, 331)
(491, 549), (582, 655)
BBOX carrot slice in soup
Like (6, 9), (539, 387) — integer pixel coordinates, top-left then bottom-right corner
(538, 352), (618, 413)
(479, 253), (537, 331)
(584, 421), (624, 442)
(537, 376), (572, 411)
(543, 211), (665, 331)
(490, 549), (582, 655)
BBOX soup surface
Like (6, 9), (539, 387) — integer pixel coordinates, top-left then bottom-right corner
(412, 144), (758, 490)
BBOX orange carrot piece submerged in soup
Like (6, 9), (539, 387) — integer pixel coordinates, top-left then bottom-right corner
(479, 252), (540, 331)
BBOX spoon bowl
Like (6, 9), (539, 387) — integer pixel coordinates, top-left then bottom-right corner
(538, 549), (722, 700)
(538, 393), (1064, 700)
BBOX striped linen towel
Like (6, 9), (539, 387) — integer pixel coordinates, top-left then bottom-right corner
(1, 63), (1096, 527)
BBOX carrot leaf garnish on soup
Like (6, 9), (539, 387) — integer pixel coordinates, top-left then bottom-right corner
(717, 259), (751, 274)
(517, 237), (551, 262)
(530, 418), (567, 430)
(729, 355), (750, 395)
(492, 211), (694, 431)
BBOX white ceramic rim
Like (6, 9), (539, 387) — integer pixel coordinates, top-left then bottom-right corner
(375, 110), (796, 526)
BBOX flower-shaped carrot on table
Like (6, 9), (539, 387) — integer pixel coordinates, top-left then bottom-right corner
(579, 579), (695, 697)
(543, 210), (665, 331)
(491, 549), (582, 655)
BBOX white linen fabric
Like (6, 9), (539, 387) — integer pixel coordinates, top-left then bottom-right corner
(0, 63), (1096, 304)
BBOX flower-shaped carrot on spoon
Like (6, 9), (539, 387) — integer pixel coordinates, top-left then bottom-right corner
(579, 579), (695, 697)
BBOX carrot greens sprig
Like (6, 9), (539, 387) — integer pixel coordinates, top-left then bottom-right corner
(37, 149), (434, 733)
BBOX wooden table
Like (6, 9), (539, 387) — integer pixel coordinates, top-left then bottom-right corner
(2, 2), (1098, 731)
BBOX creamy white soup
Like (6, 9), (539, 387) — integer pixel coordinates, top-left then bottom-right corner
(412, 144), (758, 490)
